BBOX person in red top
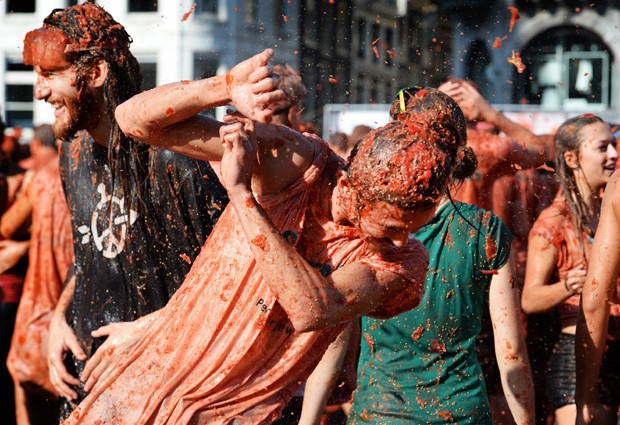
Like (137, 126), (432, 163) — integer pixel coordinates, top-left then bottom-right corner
(522, 114), (619, 425)
(438, 79), (551, 211)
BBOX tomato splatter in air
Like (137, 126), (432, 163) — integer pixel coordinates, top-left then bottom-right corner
(508, 6), (520, 32)
(507, 50), (526, 73)
(182, 3), (197, 22)
(179, 253), (191, 264)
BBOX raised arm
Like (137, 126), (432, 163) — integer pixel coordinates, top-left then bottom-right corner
(490, 258), (535, 425)
(576, 171), (620, 425)
(219, 118), (422, 332)
(439, 80), (551, 168)
(114, 49), (284, 161)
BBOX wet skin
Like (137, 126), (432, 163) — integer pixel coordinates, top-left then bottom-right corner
(25, 28), (96, 141)
(573, 122), (618, 192)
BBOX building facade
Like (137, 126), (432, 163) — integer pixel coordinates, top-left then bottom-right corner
(0, 0), (301, 128)
(443, 0), (620, 117)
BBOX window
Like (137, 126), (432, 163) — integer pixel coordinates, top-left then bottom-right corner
(465, 40), (491, 98)
(515, 26), (615, 109)
(193, 53), (219, 117)
(139, 62), (157, 91)
(128, 0), (157, 13)
(4, 60), (34, 128)
(196, 0), (217, 14)
(357, 19), (366, 59)
(274, 0), (285, 30)
(245, 0), (257, 24)
(6, 0), (35, 13)
(371, 23), (380, 63)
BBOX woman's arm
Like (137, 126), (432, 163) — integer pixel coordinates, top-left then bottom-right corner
(521, 235), (584, 314)
(490, 258), (535, 425)
(114, 49), (283, 162)
(0, 169), (34, 239)
(299, 323), (353, 425)
(575, 172), (620, 424)
(219, 119), (424, 332)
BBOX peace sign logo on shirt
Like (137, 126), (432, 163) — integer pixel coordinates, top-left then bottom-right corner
(77, 183), (139, 259)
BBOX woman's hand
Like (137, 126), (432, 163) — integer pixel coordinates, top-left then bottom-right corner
(219, 115), (258, 195)
(227, 49), (285, 123)
(564, 264), (587, 295)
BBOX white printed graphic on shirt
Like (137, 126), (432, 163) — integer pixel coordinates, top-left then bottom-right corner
(77, 183), (139, 259)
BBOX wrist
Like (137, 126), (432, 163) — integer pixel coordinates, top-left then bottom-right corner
(228, 187), (254, 204)
(482, 107), (502, 125)
(199, 74), (230, 108)
(564, 278), (574, 295)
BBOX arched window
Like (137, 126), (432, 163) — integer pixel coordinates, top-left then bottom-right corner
(514, 26), (615, 110)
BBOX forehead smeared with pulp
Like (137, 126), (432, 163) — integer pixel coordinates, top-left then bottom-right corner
(23, 27), (72, 70)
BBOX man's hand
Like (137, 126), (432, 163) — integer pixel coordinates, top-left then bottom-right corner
(0, 239), (29, 274)
(81, 320), (148, 392)
(47, 314), (86, 400)
(227, 48), (285, 123)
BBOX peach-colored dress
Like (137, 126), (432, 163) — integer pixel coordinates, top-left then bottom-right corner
(64, 138), (427, 424)
(7, 158), (74, 393)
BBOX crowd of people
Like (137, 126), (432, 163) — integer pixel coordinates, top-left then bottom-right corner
(1, 2), (620, 425)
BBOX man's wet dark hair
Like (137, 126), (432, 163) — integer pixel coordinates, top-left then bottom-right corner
(42, 2), (145, 217)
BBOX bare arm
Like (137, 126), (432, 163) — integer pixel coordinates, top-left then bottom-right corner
(575, 172), (620, 424)
(48, 273), (87, 400)
(219, 119), (420, 332)
(521, 235), (584, 314)
(0, 170), (34, 239)
(299, 324), (353, 425)
(439, 80), (551, 168)
(114, 49), (284, 162)
(490, 258), (535, 425)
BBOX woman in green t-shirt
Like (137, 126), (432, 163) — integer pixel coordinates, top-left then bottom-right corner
(348, 87), (535, 425)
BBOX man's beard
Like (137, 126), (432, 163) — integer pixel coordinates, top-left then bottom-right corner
(54, 89), (97, 141)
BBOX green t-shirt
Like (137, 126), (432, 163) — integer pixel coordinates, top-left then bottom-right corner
(349, 202), (512, 424)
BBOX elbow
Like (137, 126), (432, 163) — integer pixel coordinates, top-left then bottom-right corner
(289, 313), (330, 333)
(0, 223), (13, 240)
(114, 104), (147, 141)
(520, 295), (536, 315)
(520, 292), (548, 315)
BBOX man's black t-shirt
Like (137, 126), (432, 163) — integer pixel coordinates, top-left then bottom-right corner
(59, 133), (227, 403)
